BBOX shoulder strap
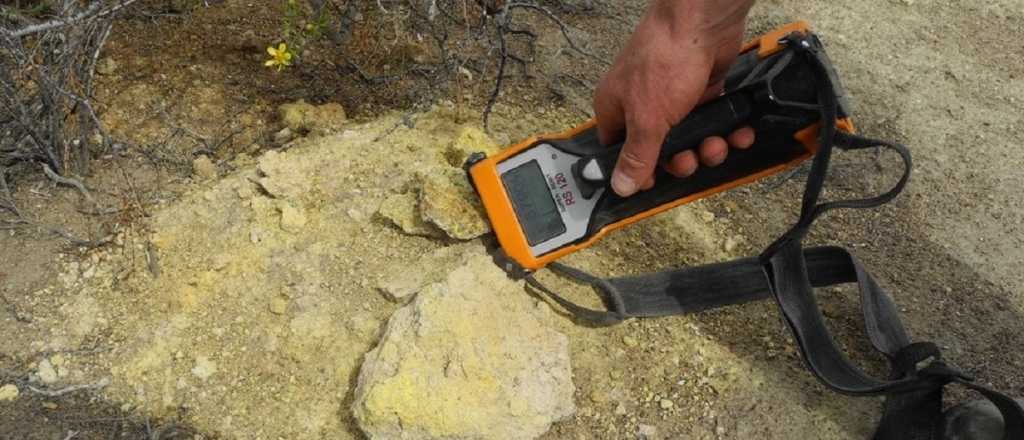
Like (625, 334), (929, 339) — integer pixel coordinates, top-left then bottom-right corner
(526, 36), (1024, 439)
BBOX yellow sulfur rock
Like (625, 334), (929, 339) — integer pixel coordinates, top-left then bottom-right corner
(353, 254), (575, 439)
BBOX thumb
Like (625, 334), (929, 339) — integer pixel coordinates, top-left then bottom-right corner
(612, 116), (669, 197)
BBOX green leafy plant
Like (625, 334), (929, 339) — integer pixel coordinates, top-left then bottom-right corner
(265, 0), (331, 70)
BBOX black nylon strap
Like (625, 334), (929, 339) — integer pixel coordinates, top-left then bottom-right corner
(541, 246), (857, 322)
(524, 34), (1023, 439)
(875, 342), (947, 440)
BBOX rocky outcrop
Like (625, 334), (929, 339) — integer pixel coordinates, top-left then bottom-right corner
(353, 253), (575, 439)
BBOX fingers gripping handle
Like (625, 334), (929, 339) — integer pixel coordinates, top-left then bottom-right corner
(573, 92), (755, 199)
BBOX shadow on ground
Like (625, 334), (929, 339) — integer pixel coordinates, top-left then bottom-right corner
(0, 367), (209, 440)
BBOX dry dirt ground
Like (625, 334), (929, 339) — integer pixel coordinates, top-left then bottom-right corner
(2, 0), (1023, 439)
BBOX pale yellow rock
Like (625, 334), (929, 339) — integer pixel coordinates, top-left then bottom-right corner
(418, 167), (491, 240)
(315, 103), (347, 129)
(278, 100), (347, 134)
(37, 359), (58, 384)
(269, 297), (288, 315)
(444, 126), (500, 167)
(50, 354), (66, 367)
(279, 100), (316, 131)
(191, 356), (217, 380)
(278, 202), (307, 233)
(192, 156), (217, 180)
(376, 242), (476, 302)
(256, 150), (314, 200)
(378, 192), (444, 238)
(0, 384), (18, 401)
(95, 57), (117, 75)
(353, 253), (575, 440)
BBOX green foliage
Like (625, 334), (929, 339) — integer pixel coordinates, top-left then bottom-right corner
(268, 0), (332, 69)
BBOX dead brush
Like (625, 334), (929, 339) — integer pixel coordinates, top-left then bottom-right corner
(294, 0), (607, 129)
(1, 0), (138, 242)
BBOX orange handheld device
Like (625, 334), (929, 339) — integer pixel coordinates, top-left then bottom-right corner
(466, 22), (854, 271)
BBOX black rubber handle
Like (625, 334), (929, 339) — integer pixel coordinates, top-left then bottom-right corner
(573, 92), (755, 197)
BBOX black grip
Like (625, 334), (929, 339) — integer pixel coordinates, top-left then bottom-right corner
(661, 93), (755, 161)
(573, 92), (755, 198)
(597, 93), (753, 176)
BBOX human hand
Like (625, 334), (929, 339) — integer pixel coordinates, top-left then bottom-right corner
(593, 0), (757, 197)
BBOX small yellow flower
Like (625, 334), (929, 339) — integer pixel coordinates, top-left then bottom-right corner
(264, 43), (293, 71)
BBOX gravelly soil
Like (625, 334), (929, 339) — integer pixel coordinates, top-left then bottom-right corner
(1, 0), (1022, 439)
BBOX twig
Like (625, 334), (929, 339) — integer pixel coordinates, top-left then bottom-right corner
(506, 1), (605, 65)
(1, 293), (32, 323)
(6, 0), (139, 39)
(50, 227), (113, 248)
(27, 377), (111, 397)
(41, 163), (98, 207)
(372, 110), (420, 142)
(0, 166), (21, 217)
(342, 58), (399, 85)
(115, 160), (147, 217)
(482, 14), (509, 130)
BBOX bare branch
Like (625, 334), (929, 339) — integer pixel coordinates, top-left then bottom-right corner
(6, 0), (139, 39)
(42, 163), (98, 207)
(0, 167), (21, 217)
(506, 1), (605, 65)
(26, 377), (111, 397)
(482, 18), (508, 130)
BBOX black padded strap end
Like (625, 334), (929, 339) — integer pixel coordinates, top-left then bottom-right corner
(955, 380), (1024, 440)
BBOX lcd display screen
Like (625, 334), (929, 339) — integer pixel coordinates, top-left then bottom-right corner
(501, 160), (566, 246)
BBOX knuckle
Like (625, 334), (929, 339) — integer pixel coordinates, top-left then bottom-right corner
(619, 148), (652, 171)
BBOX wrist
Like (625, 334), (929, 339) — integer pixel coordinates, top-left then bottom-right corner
(646, 0), (754, 47)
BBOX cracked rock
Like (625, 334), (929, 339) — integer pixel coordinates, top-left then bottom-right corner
(353, 253), (575, 439)
(378, 192), (444, 238)
(418, 167), (491, 240)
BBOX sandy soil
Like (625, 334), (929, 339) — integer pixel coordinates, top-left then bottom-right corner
(2, 0), (1023, 439)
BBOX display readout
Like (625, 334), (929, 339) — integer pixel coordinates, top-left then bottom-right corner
(501, 160), (567, 246)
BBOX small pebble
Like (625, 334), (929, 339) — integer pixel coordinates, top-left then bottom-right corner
(192, 156), (217, 180)
(637, 424), (658, 439)
(273, 127), (295, 145)
(724, 237), (739, 253)
(659, 398), (674, 409)
(269, 298), (288, 315)
(37, 359), (58, 384)
(0, 384), (18, 401)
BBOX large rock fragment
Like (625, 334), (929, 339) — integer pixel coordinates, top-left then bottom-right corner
(376, 243), (476, 302)
(443, 126), (500, 167)
(353, 254), (575, 440)
(378, 192), (444, 238)
(418, 167), (491, 240)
